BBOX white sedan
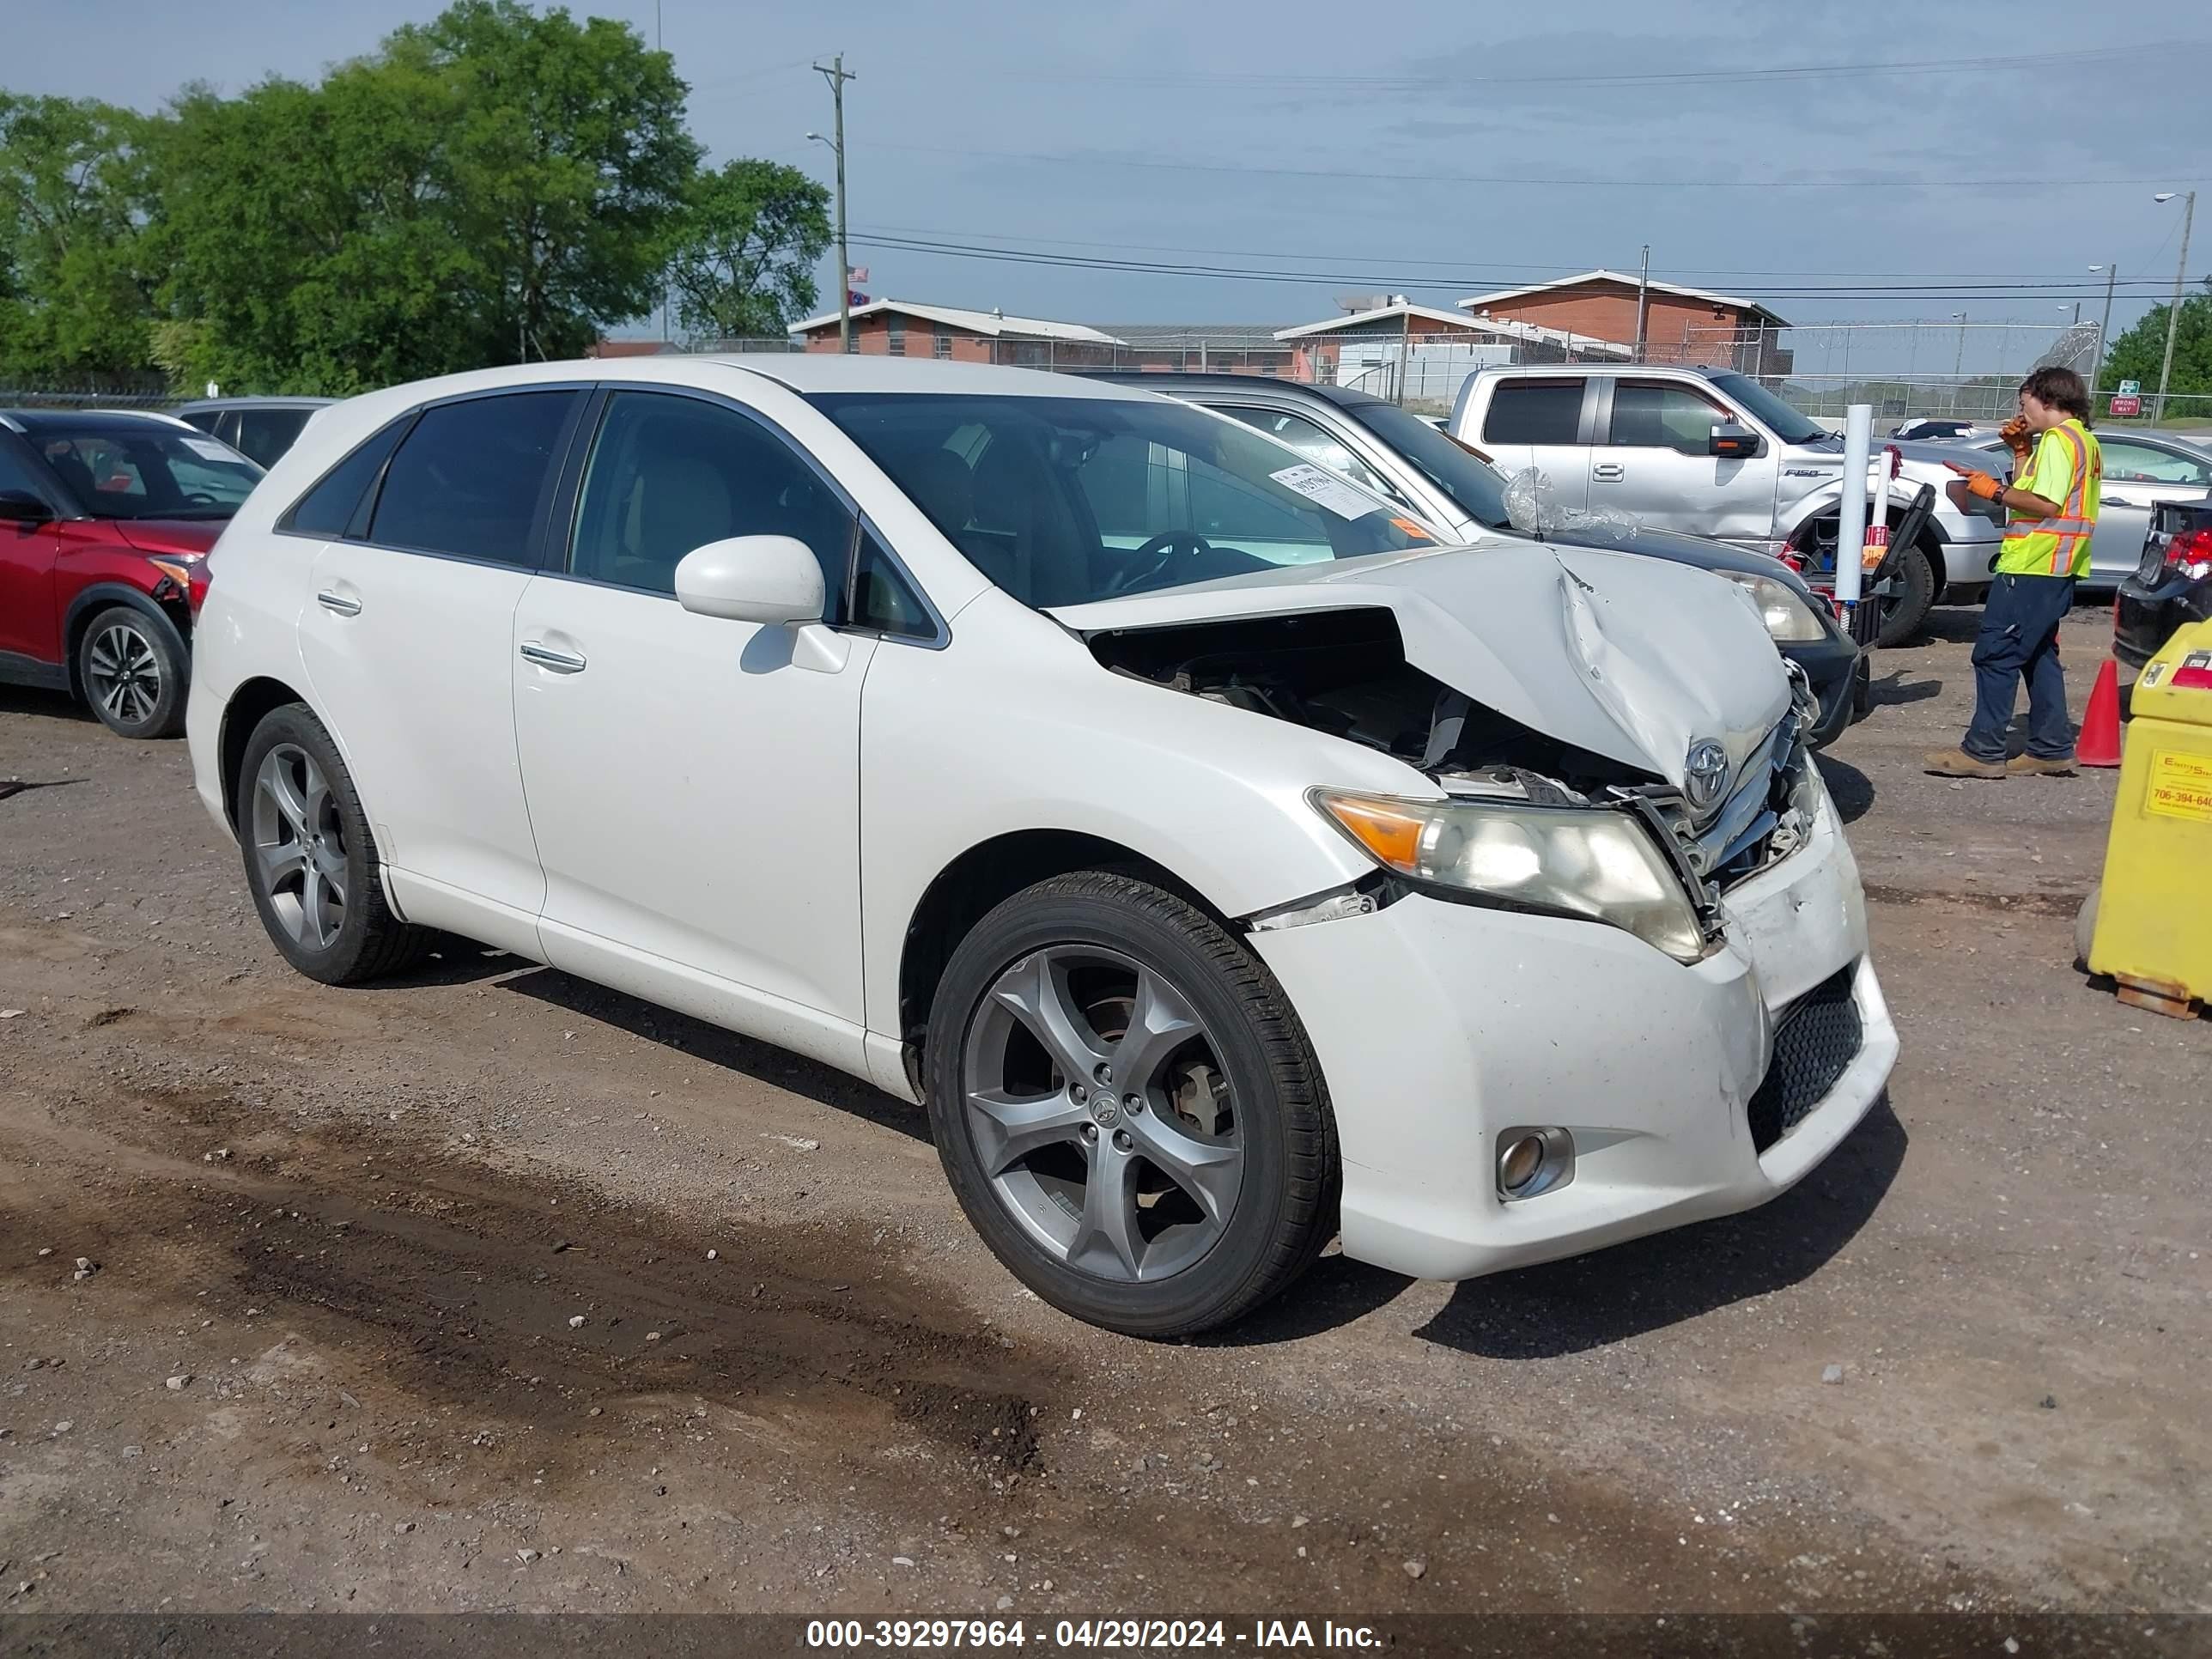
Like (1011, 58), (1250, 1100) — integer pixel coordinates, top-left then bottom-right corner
(186, 356), (1897, 1336)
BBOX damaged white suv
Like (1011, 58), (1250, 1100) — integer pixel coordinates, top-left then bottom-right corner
(187, 356), (1898, 1336)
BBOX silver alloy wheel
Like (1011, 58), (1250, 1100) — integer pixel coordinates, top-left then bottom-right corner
(85, 620), (161, 727)
(963, 945), (1243, 1283)
(250, 744), (349, 951)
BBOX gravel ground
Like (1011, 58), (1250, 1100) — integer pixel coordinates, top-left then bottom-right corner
(0, 598), (2205, 1623)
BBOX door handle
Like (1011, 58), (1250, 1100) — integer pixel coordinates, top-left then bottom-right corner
(519, 641), (586, 674)
(1592, 463), (1626, 482)
(315, 589), (362, 617)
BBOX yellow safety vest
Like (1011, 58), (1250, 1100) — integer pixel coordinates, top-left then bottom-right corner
(1997, 418), (2100, 579)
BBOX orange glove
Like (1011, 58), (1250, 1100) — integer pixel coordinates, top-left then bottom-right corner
(1961, 470), (2005, 501)
(1999, 416), (2033, 457)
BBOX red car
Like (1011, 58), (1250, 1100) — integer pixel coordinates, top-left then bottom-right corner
(0, 409), (261, 738)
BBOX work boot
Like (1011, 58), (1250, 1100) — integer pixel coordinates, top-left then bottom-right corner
(2007, 752), (2077, 777)
(1923, 748), (2006, 779)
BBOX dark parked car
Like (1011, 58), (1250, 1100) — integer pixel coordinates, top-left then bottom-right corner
(1085, 374), (1869, 745)
(173, 396), (334, 468)
(0, 409), (260, 738)
(2116, 495), (2212, 671)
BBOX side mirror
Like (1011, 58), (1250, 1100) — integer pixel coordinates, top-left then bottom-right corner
(1711, 423), (1762, 460)
(0, 489), (53, 526)
(673, 535), (826, 626)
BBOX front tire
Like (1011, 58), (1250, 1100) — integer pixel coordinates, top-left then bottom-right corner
(77, 605), (185, 738)
(236, 704), (434, 985)
(925, 871), (1336, 1337)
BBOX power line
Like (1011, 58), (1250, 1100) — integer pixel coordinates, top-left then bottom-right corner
(854, 221), (2185, 285)
(1012, 43), (2175, 94)
(882, 142), (2207, 194)
(850, 230), (2197, 300)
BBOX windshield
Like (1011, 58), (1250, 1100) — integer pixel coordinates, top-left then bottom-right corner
(1708, 373), (1829, 447)
(811, 392), (1431, 607)
(33, 422), (262, 520)
(1341, 399), (1513, 529)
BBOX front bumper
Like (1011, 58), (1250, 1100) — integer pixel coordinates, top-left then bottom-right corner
(1785, 630), (1863, 747)
(1251, 789), (1897, 1283)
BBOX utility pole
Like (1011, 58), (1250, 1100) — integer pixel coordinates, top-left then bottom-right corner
(2090, 262), (2118, 395)
(2154, 190), (2196, 424)
(1634, 245), (1650, 363)
(812, 54), (857, 352)
(1397, 295), (1411, 406)
(1951, 312), (1967, 416)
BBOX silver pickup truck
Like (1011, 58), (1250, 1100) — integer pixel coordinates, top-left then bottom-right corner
(1449, 363), (2002, 645)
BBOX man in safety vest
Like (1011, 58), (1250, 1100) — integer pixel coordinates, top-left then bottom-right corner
(1924, 366), (2102, 778)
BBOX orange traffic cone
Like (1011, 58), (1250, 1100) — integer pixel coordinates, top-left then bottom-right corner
(2078, 658), (2122, 768)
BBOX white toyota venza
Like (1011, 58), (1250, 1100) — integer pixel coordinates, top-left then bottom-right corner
(187, 356), (1898, 1335)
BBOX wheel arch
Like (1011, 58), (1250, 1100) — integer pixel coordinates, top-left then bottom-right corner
(61, 583), (191, 706)
(217, 675), (317, 833)
(895, 829), (1219, 1098)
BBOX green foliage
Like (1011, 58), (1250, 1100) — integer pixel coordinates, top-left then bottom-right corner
(3, 2), (724, 392)
(2103, 287), (2212, 401)
(665, 159), (830, 342)
(0, 93), (158, 376)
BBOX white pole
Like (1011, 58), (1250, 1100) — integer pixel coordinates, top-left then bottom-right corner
(1835, 404), (1872, 612)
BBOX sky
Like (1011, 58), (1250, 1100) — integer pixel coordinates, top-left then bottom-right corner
(14, 0), (2209, 374)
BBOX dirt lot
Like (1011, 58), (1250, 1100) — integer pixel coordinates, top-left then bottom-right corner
(1, 600), (2206, 1632)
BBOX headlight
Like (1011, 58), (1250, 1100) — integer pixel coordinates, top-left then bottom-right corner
(1312, 789), (1708, 963)
(1717, 570), (1828, 642)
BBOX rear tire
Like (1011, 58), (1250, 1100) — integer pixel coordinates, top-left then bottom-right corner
(236, 703), (434, 985)
(76, 605), (185, 739)
(924, 870), (1336, 1337)
(1875, 543), (1937, 647)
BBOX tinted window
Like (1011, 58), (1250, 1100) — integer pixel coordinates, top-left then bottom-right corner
(178, 410), (222, 435)
(282, 417), (410, 538)
(1483, 380), (1583, 446)
(851, 527), (935, 639)
(568, 391), (853, 603)
(234, 408), (313, 467)
(814, 392), (1427, 608)
(0, 434), (50, 503)
(368, 392), (577, 564)
(2100, 441), (2212, 487)
(1611, 381), (1724, 453)
(1216, 406), (1409, 507)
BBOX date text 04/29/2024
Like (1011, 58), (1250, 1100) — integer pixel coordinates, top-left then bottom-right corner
(804, 1620), (1385, 1650)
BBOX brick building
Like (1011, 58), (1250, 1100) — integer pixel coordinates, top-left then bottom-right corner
(1455, 270), (1793, 379)
(787, 300), (1123, 365)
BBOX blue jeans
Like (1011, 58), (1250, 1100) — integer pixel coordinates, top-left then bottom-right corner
(1964, 573), (2077, 761)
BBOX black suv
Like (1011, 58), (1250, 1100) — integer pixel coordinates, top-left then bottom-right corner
(2117, 495), (2212, 670)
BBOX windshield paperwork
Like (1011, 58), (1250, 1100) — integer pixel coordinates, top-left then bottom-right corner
(29, 422), (262, 520)
(810, 392), (1432, 608)
(1710, 373), (1829, 447)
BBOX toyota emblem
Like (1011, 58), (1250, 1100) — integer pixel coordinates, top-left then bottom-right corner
(1683, 739), (1730, 814)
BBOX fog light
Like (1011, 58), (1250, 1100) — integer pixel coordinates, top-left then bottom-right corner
(1498, 1134), (1545, 1193)
(1496, 1127), (1576, 1200)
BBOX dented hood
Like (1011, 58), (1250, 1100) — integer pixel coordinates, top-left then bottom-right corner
(1050, 538), (1790, 788)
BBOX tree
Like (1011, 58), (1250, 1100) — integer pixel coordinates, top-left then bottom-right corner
(2104, 284), (2212, 404)
(386, 0), (699, 364)
(0, 94), (156, 376)
(665, 159), (830, 342)
(148, 1), (699, 391)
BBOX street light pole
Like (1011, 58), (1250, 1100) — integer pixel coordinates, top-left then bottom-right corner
(2089, 263), (2118, 395)
(2153, 191), (2196, 425)
(1951, 312), (1967, 416)
(812, 54), (857, 352)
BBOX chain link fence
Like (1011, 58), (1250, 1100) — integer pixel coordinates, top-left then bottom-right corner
(0, 373), (176, 410)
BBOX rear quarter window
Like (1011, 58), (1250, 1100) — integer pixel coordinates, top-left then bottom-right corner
(279, 416), (411, 539)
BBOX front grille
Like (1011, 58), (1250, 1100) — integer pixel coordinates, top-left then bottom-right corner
(1748, 967), (1863, 1153)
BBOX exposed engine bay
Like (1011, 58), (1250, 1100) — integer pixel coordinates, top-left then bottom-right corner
(1085, 605), (1820, 897)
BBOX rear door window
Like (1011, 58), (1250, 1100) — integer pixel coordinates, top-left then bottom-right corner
(368, 392), (579, 566)
(234, 408), (313, 467)
(1482, 380), (1583, 446)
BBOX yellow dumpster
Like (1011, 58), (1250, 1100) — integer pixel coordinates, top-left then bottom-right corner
(2083, 617), (2212, 1018)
